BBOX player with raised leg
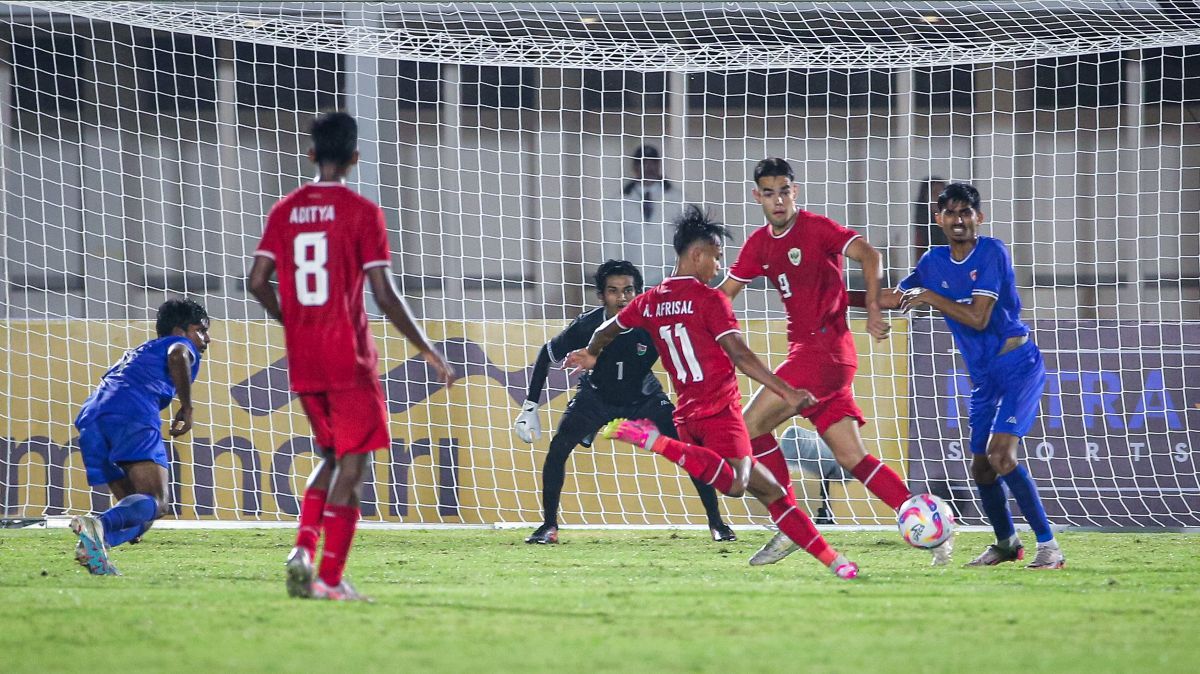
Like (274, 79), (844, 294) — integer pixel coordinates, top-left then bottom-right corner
(248, 111), (457, 601)
(565, 206), (858, 580)
(718, 158), (952, 566)
(71, 298), (211, 575)
(515, 260), (735, 544)
(882, 182), (1064, 569)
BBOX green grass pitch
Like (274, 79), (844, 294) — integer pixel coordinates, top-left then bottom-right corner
(1, 529), (1196, 673)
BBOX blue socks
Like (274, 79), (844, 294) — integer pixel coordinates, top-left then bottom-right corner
(99, 494), (159, 548)
(1000, 465), (1055, 543)
(976, 481), (1016, 543)
(105, 521), (152, 548)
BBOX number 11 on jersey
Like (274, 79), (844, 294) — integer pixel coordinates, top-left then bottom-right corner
(658, 323), (704, 383)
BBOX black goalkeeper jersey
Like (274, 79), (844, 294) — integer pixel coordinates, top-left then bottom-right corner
(546, 305), (665, 405)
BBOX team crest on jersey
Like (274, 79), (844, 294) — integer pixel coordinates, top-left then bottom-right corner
(970, 269), (978, 281)
(788, 248), (802, 266)
(637, 343), (648, 356)
(941, 281), (949, 288)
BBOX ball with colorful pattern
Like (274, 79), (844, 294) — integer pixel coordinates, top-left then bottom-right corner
(897, 493), (955, 549)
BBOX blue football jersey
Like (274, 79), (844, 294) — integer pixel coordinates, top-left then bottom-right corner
(75, 335), (202, 427)
(899, 236), (1029, 377)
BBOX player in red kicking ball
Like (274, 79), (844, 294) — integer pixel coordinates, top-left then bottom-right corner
(719, 158), (951, 566)
(248, 111), (457, 600)
(566, 205), (858, 580)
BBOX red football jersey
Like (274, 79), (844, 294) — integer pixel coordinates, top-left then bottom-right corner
(727, 210), (861, 365)
(615, 276), (742, 423)
(254, 182), (391, 393)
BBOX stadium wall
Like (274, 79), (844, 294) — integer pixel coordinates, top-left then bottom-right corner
(1, 58), (1197, 323)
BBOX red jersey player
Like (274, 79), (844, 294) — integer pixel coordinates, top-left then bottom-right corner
(566, 205), (859, 579)
(719, 158), (952, 566)
(247, 111), (456, 601)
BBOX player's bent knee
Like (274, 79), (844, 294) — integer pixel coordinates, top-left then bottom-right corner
(986, 450), (1018, 476)
(761, 484), (787, 503)
(832, 444), (868, 469)
(545, 439), (576, 463)
(971, 455), (998, 485)
(742, 392), (791, 438)
(334, 452), (373, 483)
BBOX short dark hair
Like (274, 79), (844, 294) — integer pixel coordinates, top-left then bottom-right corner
(156, 298), (209, 338)
(631, 144), (661, 160)
(310, 111), (357, 166)
(593, 260), (644, 295)
(753, 157), (794, 184)
(672, 204), (731, 254)
(937, 182), (982, 211)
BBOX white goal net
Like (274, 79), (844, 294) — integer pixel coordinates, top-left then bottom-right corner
(2, 1), (1199, 528)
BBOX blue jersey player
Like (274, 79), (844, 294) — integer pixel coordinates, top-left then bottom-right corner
(70, 299), (211, 575)
(883, 183), (1064, 569)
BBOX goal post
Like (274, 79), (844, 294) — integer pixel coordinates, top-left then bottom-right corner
(2, 1), (1199, 529)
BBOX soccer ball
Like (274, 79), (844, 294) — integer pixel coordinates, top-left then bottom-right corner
(897, 494), (955, 549)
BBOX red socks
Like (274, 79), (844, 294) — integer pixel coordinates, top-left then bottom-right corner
(752, 431), (909, 512)
(317, 503), (359, 587)
(751, 434), (795, 501)
(850, 454), (911, 510)
(295, 488), (327, 557)
(767, 497), (836, 566)
(651, 436), (737, 495)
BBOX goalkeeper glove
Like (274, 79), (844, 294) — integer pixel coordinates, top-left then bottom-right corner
(514, 400), (542, 443)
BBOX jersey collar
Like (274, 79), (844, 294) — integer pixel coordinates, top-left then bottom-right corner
(767, 211), (799, 239)
(949, 239), (982, 264)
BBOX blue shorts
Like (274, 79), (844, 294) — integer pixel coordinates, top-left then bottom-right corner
(967, 341), (1046, 455)
(77, 414), (169, 486)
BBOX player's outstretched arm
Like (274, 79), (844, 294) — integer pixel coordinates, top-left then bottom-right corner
(718, 276), (746, 302)
(563, 316), (623, 372)
(367, 266), (458, 388)
(717, 333), (816, 414)
(166, 342), (196, 437)
(902, 290), (996, 331)
(844, 238), (889, 341)
(850, 287), (905, 310)
(514, 343), (553, 442)
(246, 256), (283, 322)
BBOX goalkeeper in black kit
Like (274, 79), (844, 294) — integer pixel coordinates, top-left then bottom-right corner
(515, 260), (735, 544)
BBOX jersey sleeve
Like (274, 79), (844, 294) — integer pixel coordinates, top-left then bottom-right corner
(254, 205), (284, 261)
(360, 203), (392, 271)
(704, 290), (741, 341)
(972, 240), (1007, 299)
(546, 312), (598, 364)
(726, 229), (762, 284)
(159, 336), (201, 387)
(818, 215), (862, 257)
(615, 294), (646, 332)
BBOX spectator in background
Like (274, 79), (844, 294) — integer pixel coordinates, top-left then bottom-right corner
(603, 143), (685, 284)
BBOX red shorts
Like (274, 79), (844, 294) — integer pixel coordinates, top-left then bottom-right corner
(297, 380), (390, 458)
(676, 404), (753, 461)
(775, 343), (865, 436)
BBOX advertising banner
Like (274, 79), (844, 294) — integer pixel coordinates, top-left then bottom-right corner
(1, 318), (909, 525)
(907, 318), (1200, 527)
